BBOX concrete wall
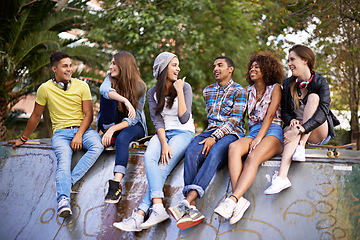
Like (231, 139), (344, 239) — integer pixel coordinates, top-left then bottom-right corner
(0, 141), (359, 240)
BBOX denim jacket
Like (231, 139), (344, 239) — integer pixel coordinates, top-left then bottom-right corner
(99, 75), (148, 136)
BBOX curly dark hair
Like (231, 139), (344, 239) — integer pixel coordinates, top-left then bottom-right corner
(245, 52), (284, 86)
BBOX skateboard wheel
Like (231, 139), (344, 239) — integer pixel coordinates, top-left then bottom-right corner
(327, 151), (334, 158)
(130, 142), (139, 149)
(334, 151), (340, 157)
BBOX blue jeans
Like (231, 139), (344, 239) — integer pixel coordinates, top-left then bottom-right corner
(52, 127), (104, 202)
(97, 96), (145, 174)
(138, 129), (194, 213)
(183, 130), (238, 198)
(113, 123), (144, 174)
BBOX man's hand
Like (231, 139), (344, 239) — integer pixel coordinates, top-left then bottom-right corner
(199, 137), (216, 158)
(71, 133), (83, 151)
(8, 139), (25, 149)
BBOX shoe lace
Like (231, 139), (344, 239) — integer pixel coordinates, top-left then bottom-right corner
(58, 198), (68, 207)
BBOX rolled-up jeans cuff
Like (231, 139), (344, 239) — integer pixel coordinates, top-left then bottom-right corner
(150, 191), (164, 199)
(138, 203), (151, 214)
(183, 184), (204, 198)
(114, 165), (126, 175)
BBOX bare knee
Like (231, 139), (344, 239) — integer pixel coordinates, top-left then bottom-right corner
(229, 141), (239, 156)
(307, 93), (319, 104)
(244, 152), (260, 168)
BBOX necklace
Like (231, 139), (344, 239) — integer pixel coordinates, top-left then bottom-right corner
(256, 88), (265, 94)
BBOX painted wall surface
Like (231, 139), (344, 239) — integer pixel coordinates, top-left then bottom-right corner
(0, 141), (359, 240)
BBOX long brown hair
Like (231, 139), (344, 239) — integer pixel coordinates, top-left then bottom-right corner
(154, 65), (178, 115)
(288, 45), (315, 109)
(110, 52), (146, 112)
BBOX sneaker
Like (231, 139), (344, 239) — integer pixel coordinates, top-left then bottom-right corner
(229, 197), (250, 225)
(214, 198), (236, 219)
(176, 206), (205, 229)
(292, 145), (306, 161)
(104, 179), (122, 203)
(57, 197), (72, 218)
(168, 200), (190, 221)
(113, 211), (144, 232)
(264, 174), (292, 195)
(140, 204), (169, 229)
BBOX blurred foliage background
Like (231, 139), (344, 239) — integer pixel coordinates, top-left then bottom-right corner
(1, 0), (359, 148)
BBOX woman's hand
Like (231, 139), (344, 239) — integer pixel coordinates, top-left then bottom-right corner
(249, 137), (262, 153)
(173, 77), (185, 92)
(283, 125), (300, 145)
(160, 143), (172, 165)
(124, 100), (136, 119)
(290, 119), (301, 127)
(102, 127), (115, 147)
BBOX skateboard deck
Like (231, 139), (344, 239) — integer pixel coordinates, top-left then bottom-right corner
(129, 135), (153, 149)
(305, 143), (356, 158)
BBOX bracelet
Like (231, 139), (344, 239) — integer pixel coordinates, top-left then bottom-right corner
(20, 136), (28, 143)
(230, 194), (239, 202)
(296, 126), (304, 135)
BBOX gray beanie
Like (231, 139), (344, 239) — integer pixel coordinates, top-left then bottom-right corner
(153, 52), (177, 79)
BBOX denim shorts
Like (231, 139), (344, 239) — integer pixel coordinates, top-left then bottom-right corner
(307, 135), (331, 145)
(247, 123), (284, 145)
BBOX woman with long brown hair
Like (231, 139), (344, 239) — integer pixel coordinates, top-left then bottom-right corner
(98, 52), (147, 203)
(264, 45), (339, 195)
(113, 52), (195, 232)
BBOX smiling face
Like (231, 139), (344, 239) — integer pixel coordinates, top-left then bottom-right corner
(249, 61), (263, 82)
(166, 57), (180, 82)
(109, 58), (120, 78)
(52, 57), (72, 83)
(288, 51), (309, 77)
(213, 58), (233, 85)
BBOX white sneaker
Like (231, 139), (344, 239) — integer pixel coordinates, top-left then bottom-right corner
(229, 197), (250, 225)
(140, 204), (169, 229)
(264, 174), (292, 195)
(214, 198), (236, 219)
(113, 210), (144, 232)
(292, 145), (306, 161)
(57, 197), (72, 218)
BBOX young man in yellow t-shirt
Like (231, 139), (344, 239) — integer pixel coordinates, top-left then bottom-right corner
(10, 52), (104, 218)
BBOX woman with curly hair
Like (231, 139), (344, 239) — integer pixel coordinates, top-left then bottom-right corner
(214, 52), (284, 225)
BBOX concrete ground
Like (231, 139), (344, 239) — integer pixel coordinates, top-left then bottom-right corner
(0, 140), (359, 240)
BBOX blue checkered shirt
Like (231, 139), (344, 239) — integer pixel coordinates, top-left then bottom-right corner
(203, 79), (247, 140)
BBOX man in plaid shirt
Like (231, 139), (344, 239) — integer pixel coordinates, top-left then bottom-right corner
(168, 56), (247, 229)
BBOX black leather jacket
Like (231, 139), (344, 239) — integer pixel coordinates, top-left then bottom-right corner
(281, 72), (340, 138)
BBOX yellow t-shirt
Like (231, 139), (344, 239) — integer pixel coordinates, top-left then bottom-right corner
(35, 78), (92, 132)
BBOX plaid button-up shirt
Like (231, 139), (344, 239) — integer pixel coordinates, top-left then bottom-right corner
(203, 79), (247, 140)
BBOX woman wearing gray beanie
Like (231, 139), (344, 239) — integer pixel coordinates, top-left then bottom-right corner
(114, 52), (195, 232)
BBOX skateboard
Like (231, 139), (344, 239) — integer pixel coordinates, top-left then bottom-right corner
(129, 135), (153, 149)
(305, 143), (356, 158)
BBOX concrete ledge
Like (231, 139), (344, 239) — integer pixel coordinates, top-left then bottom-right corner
(0, 141), (359, 239)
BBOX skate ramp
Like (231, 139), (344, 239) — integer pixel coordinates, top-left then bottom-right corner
(0, 140), (359, 240)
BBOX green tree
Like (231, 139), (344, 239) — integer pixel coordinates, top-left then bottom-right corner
(308, 0), (360, 149)
(86, 0), (307, 132)
(0, 0), (107, 140)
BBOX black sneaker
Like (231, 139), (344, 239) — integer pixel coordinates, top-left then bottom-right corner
(105, 179), (122, 203)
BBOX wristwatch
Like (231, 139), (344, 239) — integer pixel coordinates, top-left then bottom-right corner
(296, 126), (304, 135)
